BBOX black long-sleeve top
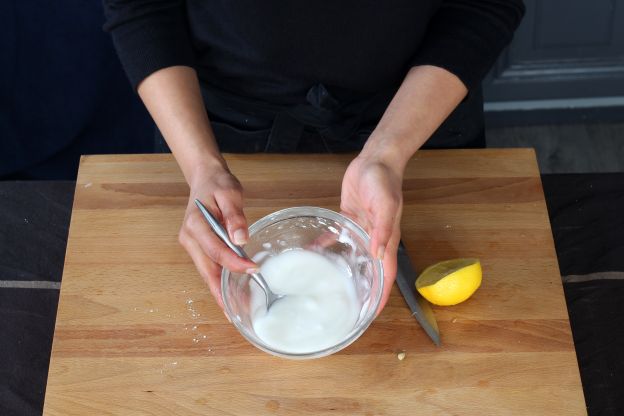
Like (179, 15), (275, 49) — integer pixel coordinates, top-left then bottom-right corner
(103, 0), (524, 105)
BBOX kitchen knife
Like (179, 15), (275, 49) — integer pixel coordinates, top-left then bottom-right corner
(395, 241), (441, 346)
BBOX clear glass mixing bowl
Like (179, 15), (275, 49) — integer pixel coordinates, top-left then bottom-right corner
(221, 206), (384, 359)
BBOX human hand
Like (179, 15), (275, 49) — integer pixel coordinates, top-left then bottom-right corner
(178, 162), (256, 308)
(340, 154), (403, 314)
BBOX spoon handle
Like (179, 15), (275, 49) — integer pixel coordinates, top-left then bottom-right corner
(194, 199), (248, 259)
(195, 199), (283, 309)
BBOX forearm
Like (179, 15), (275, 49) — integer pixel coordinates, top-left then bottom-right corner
(137, 66), (225, 184)
(360, 65), (468, 172)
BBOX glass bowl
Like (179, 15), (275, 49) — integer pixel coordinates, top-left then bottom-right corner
(221, 206), (383, 359)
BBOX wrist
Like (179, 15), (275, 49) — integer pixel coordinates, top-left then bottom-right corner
(359, 132), (412, 176)
(185, 153), (229, 188)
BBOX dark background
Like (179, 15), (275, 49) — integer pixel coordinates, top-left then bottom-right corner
(1, 0), (623, 179)
(484, 0), (624, 126)
(0, 1), (154, 180)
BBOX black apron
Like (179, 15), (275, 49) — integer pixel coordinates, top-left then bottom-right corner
(155, 83), (485, 153)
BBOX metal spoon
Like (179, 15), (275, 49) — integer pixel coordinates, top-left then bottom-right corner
(194, 199), (284, 310)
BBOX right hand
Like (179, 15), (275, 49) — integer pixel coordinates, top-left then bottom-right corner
(178, 162), (257, 308)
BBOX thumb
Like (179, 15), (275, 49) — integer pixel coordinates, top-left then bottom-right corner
(215, 192), (249, 246)
(370, 203), (399, 261)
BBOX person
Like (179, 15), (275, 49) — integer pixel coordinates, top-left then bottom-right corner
(103, 0), (525, 312)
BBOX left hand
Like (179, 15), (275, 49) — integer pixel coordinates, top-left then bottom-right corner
(340, 153), (403, 314)
(339, 65), (467, 314)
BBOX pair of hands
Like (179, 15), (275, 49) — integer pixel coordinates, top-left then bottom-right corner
(178, 154), (403, 313)
(142, 65), (466, 314)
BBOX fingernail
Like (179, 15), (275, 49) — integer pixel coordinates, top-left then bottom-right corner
(233, 229), (247, 245)
(376, 245), (385, 260)
(246, 267), (260, 275)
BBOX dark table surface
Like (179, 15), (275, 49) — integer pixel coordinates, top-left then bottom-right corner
(1, 175), (623, 416)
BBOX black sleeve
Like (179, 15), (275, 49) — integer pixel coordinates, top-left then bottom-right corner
(411, 0), (525, 90)
(102, 0), (196, 89)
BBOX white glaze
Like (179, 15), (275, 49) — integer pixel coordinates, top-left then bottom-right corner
(250, 249), (360, 353)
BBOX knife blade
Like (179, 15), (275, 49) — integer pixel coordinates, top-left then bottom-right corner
(395, 241), (441, 346)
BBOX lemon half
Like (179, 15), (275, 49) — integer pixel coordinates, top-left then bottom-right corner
(416, 259), (482, 306)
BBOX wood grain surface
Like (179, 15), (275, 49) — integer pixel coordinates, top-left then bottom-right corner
(43, 150), (585, 415)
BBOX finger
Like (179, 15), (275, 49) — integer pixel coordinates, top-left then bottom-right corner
(214, 190), (248, 246)
(179, 230), (224, 308)
(340, 207), (371, 232)
(306, 231), (338, 251)
(309, 209), (371, 252)
(370, 200), (400, 261)
(185, 210), (256, 273)
(376, 223), (401, 315)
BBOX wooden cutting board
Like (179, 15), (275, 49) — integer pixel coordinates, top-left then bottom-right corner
(43, 150), (585, 415)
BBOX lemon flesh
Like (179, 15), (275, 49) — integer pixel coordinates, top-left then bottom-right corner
(416, 259), (482, 306)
